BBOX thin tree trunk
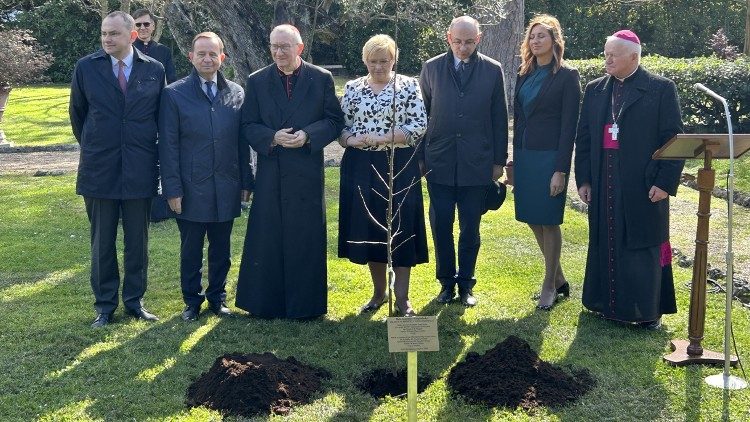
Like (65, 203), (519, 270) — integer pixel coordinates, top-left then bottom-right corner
(478, 0), (524, 112)
(745, 0), (750, 55)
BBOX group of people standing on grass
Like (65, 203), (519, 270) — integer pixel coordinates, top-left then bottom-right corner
(70, 10), (684, 331)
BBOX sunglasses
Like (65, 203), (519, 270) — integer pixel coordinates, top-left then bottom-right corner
(135, 22), (152, 28)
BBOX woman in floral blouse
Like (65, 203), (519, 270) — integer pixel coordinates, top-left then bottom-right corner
(337, 34), (428, 317)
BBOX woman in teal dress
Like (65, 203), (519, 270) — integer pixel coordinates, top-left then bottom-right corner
(512, 14), (580, 309)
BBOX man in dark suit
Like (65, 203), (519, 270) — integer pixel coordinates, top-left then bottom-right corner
(419, 16), (508, 306)
(235, 24), (344, 319)
(159, 32), (253, 321)
(575, 30), (684, 329)
(132, 8), (177, 84)
(69, 11), (165, 328)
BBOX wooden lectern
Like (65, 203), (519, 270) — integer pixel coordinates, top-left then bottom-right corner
(653, 134), (750, 366)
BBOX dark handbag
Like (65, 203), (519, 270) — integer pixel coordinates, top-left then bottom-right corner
(483, 181), (507, 214)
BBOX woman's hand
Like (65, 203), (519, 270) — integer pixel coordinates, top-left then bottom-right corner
(550, 171), (567, 197)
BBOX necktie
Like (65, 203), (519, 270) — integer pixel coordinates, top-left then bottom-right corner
(456, 61), (465, 77)
(205, 81), (215, 102)
(117, 60), (127, 94)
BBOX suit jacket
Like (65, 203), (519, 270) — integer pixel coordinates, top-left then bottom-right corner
(69, 48), (165, 199)
(574, 66), (684, 248)
(419, 50), (508, 186)
(158, 69), (253, 223)
(513, 65), (580, 173)
(133, 39), (177, 84)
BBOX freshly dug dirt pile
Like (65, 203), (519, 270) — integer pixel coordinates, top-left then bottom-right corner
(356, 368), (433, 398)
(185, 352), (329, 417)
(447, 335), (595, 410)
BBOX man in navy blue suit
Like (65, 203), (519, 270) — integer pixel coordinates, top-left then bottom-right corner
(69, 11), (165, 328)
(158, 32), (253, 321)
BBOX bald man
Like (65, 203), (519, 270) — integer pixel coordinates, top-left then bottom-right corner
(419, 16), (509, 307)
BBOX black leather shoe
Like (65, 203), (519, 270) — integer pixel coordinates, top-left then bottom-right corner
(459, 290), (477, 307)
(91, 312), (113, 328)
(182, 305), (200, 321)
(208, 302), (232, 317)
(125, 307), (159, 322)
(638, 318), (662, 330)
(436, 286), (456, 303)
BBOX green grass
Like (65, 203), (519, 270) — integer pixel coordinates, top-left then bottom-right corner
(0, 170), (749, 421)
(685, 156), (750, 193)
(1, 85), (75, 147)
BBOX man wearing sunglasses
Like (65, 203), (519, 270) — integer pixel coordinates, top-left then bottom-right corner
(132, 8), (177, 84)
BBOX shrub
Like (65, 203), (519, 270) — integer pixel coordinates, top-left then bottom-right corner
(568, 56), (750, 133)
(0, 29), (53, 87)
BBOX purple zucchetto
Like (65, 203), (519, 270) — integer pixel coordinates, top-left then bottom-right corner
(612, 30), (640, 45)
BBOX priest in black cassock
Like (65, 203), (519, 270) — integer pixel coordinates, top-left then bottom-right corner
(235, 24), (344, 319)
(574, 30), (684, 330)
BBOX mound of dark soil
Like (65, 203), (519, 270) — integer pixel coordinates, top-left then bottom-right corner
(185, 352), (329, 417)
(447, 335), (595, 410)
(357, 368), (433, 398)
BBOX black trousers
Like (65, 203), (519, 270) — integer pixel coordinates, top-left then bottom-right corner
(427, 182), (485, 291)
(84, 197), (151, 314)
(176, 218), (234, 307)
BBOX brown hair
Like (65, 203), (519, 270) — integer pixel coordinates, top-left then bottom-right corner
(192, 31), (225, 52)
(519, 14), (565, 76)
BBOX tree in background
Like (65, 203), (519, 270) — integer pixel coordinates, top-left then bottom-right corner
(0, 28), (53, 145)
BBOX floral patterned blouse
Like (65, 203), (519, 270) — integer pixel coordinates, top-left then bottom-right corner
(340, 74), (427, 150)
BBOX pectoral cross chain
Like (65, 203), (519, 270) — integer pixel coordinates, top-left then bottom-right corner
(608, 123), (619, 141)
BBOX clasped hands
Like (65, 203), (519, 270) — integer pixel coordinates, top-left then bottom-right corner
(273, 127), (308, 148)
(344, 133), (388, 148)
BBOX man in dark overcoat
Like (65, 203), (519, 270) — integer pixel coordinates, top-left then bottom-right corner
(158, 32), (253, 321)
(574, 30), (684, 329)
(69, 11), (165, 328)
(419, 16), (508, 307)
(235, 24), (344, 319)
(132, 8), (177, 84)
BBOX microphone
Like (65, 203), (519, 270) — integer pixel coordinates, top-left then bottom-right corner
(694, 83), (726, 103)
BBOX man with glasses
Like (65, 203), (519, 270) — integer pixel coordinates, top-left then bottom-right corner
(132, 9), (177, 84)
(418, 15), (509, 307)
(69, 11), (166, 327)
(235, 24), (344, 319)
(158, 32), (253, 321)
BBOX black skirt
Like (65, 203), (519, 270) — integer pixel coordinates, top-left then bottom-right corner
(337, 146), (428, 267)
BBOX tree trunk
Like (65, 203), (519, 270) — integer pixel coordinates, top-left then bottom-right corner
(745, 0), (750, 55)
(478, 0), (524, 113)
(167, 0), (271, 82)
(0, 85), (11, 146)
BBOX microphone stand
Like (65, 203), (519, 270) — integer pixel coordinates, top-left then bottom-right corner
(694, 83), (747, 390)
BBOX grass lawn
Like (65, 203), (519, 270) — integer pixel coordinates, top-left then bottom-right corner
(2, 85), (75, 147)
(0, 169), (749, 421)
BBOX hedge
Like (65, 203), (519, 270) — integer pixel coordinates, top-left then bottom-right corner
(568, 56), (750, 134)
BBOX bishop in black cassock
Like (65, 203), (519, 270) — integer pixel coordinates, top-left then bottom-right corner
(574, 30), (684, 328)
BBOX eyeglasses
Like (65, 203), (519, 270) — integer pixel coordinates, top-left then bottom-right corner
(269, 44), (294, 53)
(135, 22), (152, 28)
(451, 39), (477, 47)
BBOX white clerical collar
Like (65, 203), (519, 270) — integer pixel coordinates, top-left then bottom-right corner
(615, 66), (638, 82)
(110, 48), (134, 68)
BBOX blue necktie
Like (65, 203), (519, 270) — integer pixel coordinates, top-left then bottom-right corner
(205, 81), (215, 102)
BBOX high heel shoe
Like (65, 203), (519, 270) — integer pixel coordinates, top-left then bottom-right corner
(536, 296), (559, 311)
(531, 282), (570, 301)
(360, 297), (388, 314)
(394, 303), (416, 317)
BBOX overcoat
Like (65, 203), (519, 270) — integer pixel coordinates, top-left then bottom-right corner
(236, 61), (344, 318)
(513, 65), (580, 173)
(418, 50), (508, 186)
(574, 66), (684, 249)
(133, 39), (177, 84)
(69, 48), (165, 199)
(158, 69), (254, 223)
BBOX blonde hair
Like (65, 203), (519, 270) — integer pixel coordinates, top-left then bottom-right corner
(519, 14), (565, 75)
(361, 34), (397, 63)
